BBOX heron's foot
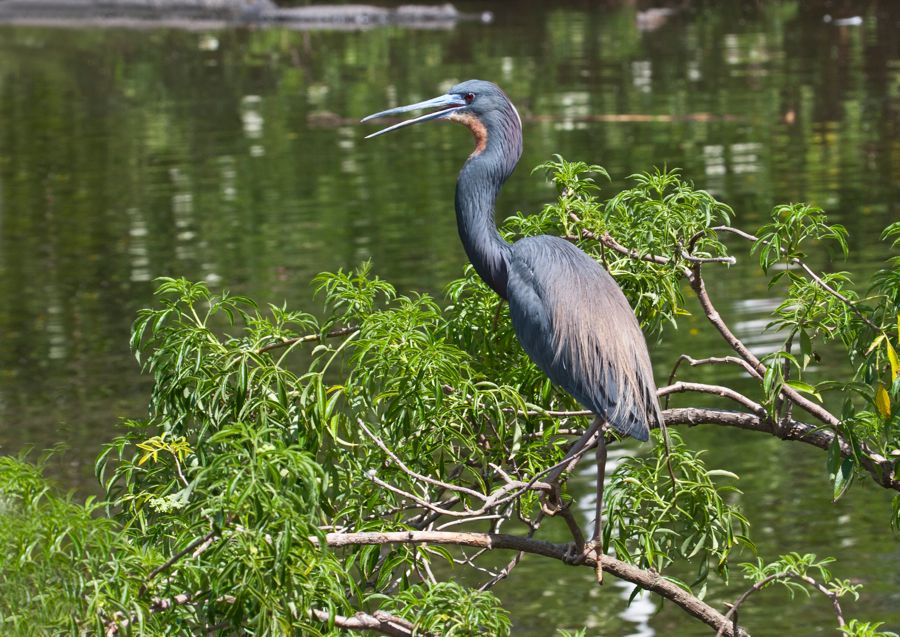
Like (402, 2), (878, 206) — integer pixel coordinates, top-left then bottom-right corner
(561, 541), (585, 565)
(562, 539), (600, 566)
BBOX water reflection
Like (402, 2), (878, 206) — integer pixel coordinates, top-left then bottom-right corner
(0, 1), (897, 634)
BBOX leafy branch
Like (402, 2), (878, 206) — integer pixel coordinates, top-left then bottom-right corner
(3, 158), (898, 636)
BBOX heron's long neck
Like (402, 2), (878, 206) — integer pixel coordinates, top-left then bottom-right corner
(455, 156), (513, 300)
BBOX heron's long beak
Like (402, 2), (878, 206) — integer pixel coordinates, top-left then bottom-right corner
(361, 93), (466, 139)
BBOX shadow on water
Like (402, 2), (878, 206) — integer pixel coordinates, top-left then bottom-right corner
(0, 1), (897, 634)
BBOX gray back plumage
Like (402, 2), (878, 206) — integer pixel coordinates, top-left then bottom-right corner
(507, 236), (661, 440)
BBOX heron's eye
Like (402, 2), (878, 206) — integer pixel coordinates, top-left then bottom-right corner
(464, 92), (475, 104)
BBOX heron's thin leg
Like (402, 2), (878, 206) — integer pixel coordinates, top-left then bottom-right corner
(659, 417), (678, 494)
(545, 415), (603, 487)
(592, 425), (608, 584)
(545, 416), (603, 566)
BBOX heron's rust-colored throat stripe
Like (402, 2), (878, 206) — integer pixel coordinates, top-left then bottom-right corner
(448, 112), (488, 155)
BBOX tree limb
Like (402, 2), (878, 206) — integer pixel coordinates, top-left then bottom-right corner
(661, 407), (900, 491)
(311, 608), (423, 637)
(314, 530), (749, 637)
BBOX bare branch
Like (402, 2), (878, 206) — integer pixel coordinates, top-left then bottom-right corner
(312, 609), (425, 637)
(658, 381), (766, 415)
(668, 354), (762, 384)
(359, 417), (562, 518)
(357, 418), (485, 501)
(314, 530), (748, 637)
(660, 407), (900, 491)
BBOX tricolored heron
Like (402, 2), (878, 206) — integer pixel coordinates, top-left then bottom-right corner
(362, 80), (662, 444)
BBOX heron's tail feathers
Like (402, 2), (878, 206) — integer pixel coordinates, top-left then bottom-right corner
(607, 407), (652, 442)
(596, 347), (661, 443)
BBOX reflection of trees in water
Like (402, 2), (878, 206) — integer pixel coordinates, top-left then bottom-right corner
(0, 0), (895, 505)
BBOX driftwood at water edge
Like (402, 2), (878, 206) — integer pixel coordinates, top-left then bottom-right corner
(0, 1), (493, 30)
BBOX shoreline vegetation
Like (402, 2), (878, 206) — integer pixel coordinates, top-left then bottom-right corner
(0, 1), (494, 30)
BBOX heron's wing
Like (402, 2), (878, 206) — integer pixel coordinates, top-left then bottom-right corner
(507, 236), (661, 440)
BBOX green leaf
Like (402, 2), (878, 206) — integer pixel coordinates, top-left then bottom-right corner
(832, 457), (855, 502)
(865, 333), (886, 356)
(785, 380), (822, 402)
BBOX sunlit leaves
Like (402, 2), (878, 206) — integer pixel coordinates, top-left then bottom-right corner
(379, 582), (512, 637)
(753, 203), (848, 273)
(739, 553), (861, 600)
(604, 431), (751, 589)
(136, 432), (193, 466)
(839, 620), (900, 637)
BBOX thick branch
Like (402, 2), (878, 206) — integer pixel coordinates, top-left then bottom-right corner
(661, 407), (900, 491)
(315, 530), (748, 637)
(311, 608), (422, 637)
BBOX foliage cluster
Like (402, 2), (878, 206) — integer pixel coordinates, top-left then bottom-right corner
(1, 158), (898, 636)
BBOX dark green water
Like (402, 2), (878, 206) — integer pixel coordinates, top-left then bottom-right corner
(0, 1), (897, 634)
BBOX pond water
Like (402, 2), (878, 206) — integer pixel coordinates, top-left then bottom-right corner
(0, 1), (897, 635)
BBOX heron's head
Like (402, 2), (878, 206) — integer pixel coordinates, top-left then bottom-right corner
(362, 79), (522, 158)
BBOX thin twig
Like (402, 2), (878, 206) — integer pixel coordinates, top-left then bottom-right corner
(712, 225), (878, 331)
(357, 418), (485, 501)
(257, 325), (358, 354)
(715, 571), (845, 637)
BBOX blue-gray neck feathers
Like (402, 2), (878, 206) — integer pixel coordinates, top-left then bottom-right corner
(454, 100), (523, 300)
